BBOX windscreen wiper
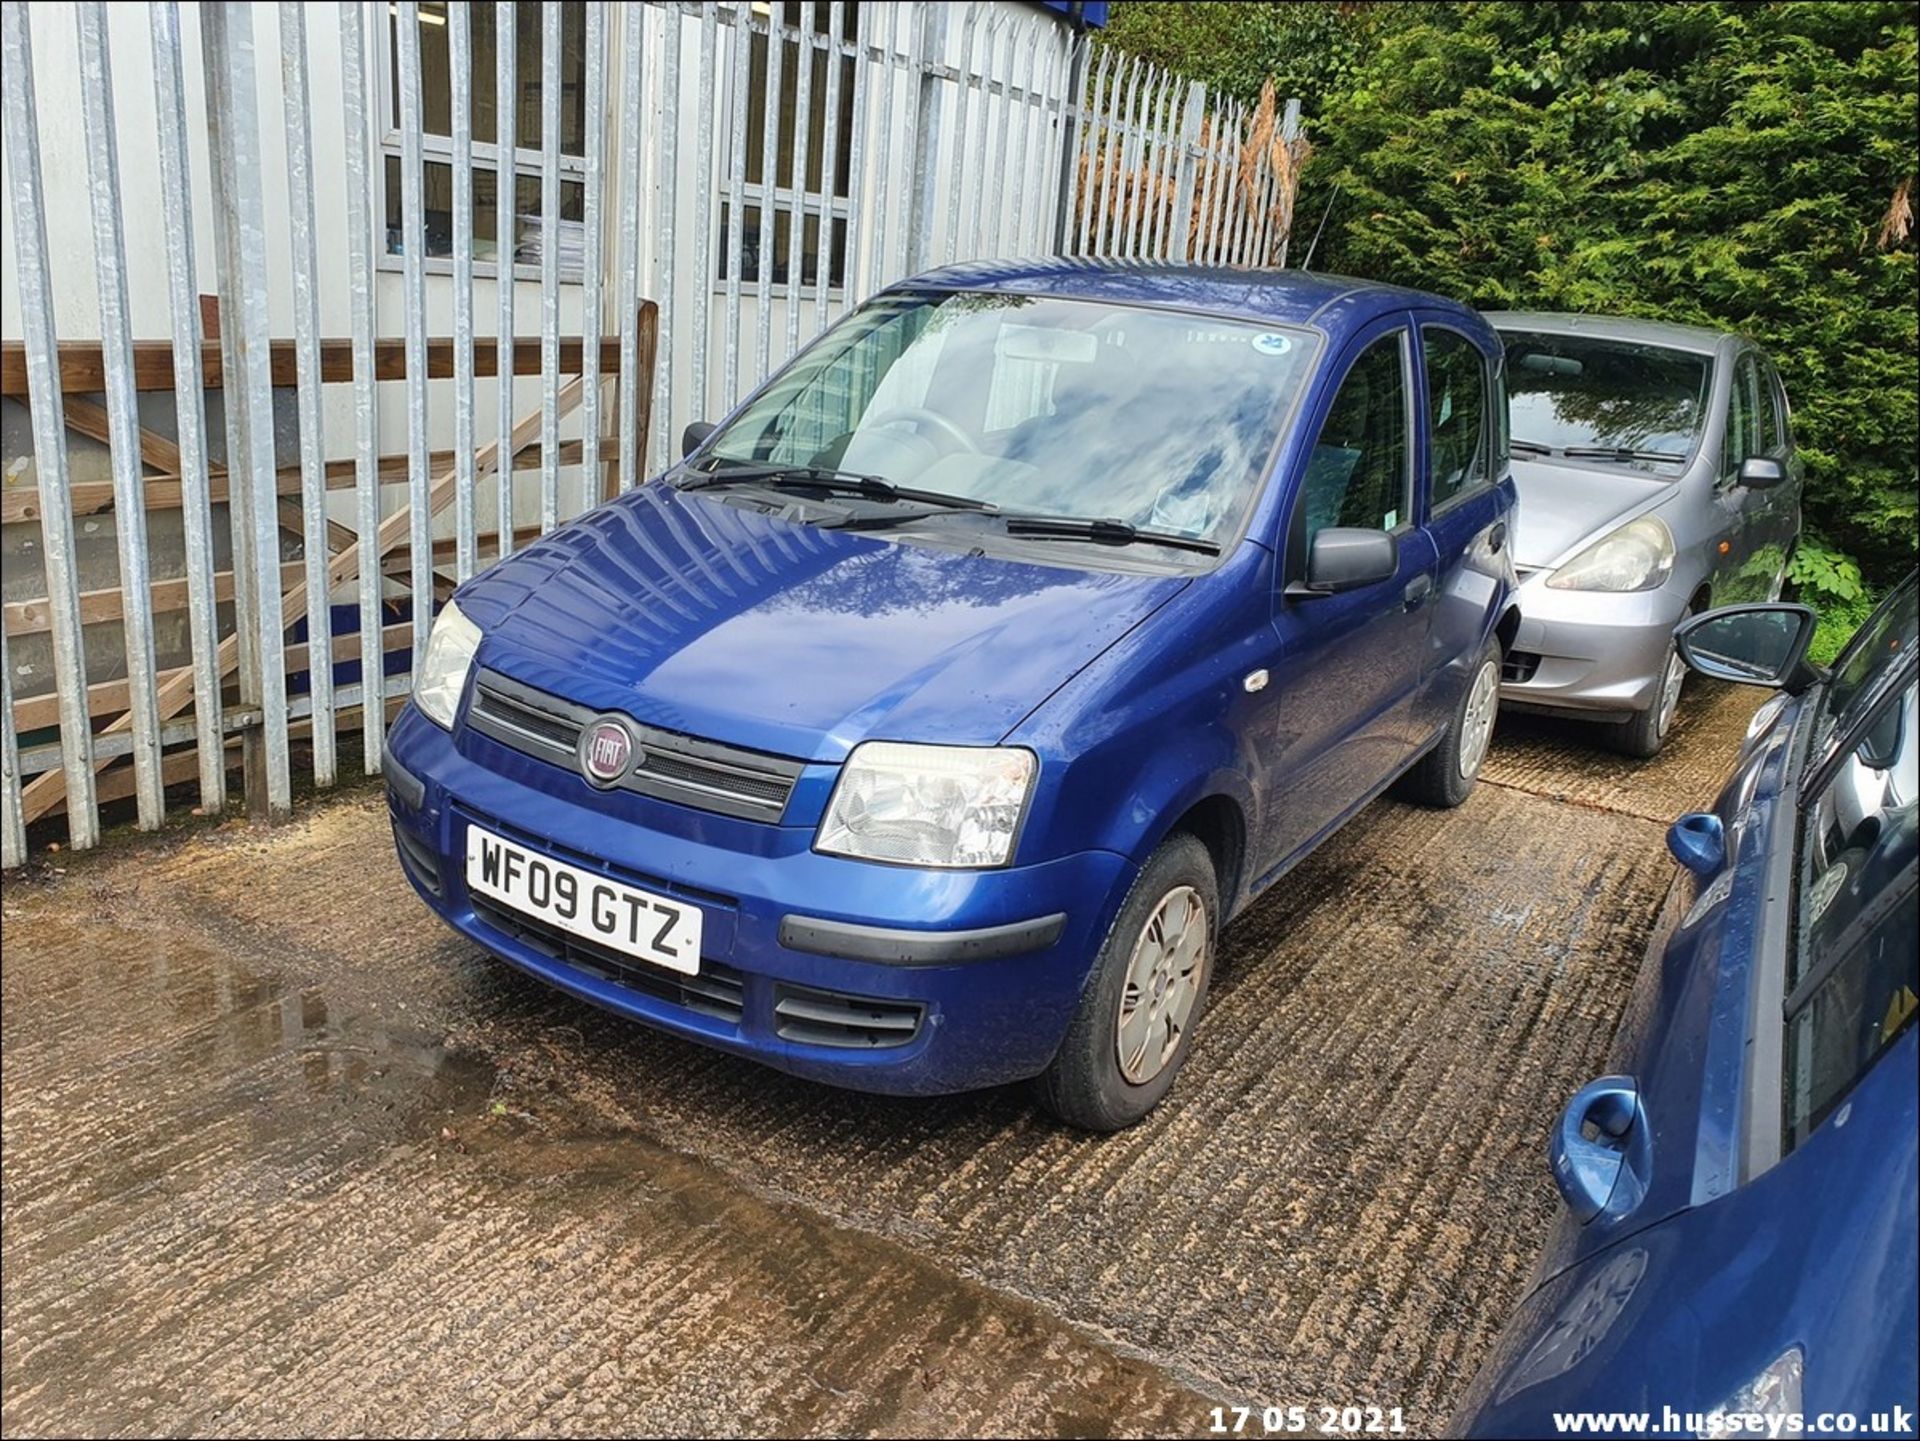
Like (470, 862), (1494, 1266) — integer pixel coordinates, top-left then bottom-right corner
(1509, 438), (1552, 456)
(1561, 445), (1689, 464)
(998, 515), (1221, 555)
(677, 462), (994, 511)
(821, 504), (998, 532)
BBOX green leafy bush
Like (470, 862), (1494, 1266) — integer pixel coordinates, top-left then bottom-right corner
(1105, 1), (1920, 587)
(1786, 539), (1878, 663)
(1787, 541), (1866, 603)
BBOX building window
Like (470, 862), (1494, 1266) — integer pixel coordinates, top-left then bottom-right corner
(381, 0), (588, 278)
(718, 2), (861, 291)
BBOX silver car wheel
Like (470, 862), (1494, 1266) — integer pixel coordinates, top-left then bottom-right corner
(1457, 658), (1500, 780)
(1655, 645), (1687, 737)
(1115, 885), (1209, 1085)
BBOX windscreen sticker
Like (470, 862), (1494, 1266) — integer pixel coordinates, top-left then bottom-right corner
(1251, 333), (1293, 356)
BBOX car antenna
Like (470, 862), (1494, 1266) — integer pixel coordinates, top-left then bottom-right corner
(1299, 183), (1340, 273)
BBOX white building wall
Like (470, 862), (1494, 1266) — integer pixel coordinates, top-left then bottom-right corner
(4, 0), (1077, 498)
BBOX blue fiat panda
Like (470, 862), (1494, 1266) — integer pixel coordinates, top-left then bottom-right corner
(387, 261), (1517, 1129)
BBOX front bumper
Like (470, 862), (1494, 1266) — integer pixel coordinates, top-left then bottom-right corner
(1499, 575), (1690, 718)
(385, 705), (1129, 1095)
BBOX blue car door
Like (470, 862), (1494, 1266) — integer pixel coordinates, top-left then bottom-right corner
(1253, 317), (1439, 879)
(1410, 315), (1515, 747)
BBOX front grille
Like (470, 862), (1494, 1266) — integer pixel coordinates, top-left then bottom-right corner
(1503, 649), (1543, 684)
(772, 983), (923, 1050)
(465, 668), (805, 823)
(472, 896), (746, 1024)
(393, 823), (443, 897)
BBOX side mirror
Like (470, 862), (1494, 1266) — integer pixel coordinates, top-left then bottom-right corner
(1737, 456), (1787, 490)
(1666, 811), (1726, 877)
(1550, 1076), (1649, 1224)
(1675, 603), (1819, 692)
(1296, 527), (1398, 596)
(682, 420), (716, 458)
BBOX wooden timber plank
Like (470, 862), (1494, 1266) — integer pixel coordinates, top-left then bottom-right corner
(1, 437), (609, 524)
(18, 379), (581, 823)
(3, 334), (627, 397)
(4, 525), (542, 637)
(11, 621), (413, 733)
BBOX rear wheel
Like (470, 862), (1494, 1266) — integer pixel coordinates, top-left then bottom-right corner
(1398, 637), (1501, 808)
(1609, 611), (1691, 759)
(1036, 833), (1217, 1132)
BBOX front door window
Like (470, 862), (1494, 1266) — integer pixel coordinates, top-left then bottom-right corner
(1298, 332), (1411, 542)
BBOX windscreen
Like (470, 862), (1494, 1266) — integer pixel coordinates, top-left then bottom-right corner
(701, 291), (1318, 544)
(1503, 332), (1712, 469)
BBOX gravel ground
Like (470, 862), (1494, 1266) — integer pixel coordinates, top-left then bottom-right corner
(0, 683), (1758, 1437)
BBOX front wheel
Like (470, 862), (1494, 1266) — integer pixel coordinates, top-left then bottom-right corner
(1609, 610), (1692, 759)
(1036, 832), (1217, 1132)
(1398, 637), (1502, 809)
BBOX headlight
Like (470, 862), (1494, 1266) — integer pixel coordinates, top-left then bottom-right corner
(1546, 515), (1676, 592)
(1697, 1347), (1803, 1439)
(412, 598), (482, 729)
(817, 742), (1036, 868)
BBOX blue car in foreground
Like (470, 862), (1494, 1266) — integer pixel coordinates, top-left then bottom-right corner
(387, 261), (1517, 1129)
(1457, 574), (1919, 1437)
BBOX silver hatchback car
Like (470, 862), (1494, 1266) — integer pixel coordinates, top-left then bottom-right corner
(1486, 313), (1803, 756)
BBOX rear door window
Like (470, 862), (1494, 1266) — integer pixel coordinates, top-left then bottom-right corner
(1421, 327), (1490, 511)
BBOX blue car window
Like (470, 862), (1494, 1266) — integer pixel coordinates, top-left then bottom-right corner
(1422, 327), (1490, 509)
(1784, 673), (1919, 1150)
(1300, 331), (1410, 539)
(701, 290), (1318, 545)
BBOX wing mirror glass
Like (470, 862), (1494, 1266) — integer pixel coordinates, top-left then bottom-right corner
(682, 420), (716, 458)
(1675, 603), (1818, 691)
(1296, 527), (1398, 596)
(1737, 456), (1787, 490)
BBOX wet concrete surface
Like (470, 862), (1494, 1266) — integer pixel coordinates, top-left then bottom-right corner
(1, 683), (1761, 1437)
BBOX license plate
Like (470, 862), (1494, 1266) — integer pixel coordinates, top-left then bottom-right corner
(464, 824), (702, 976)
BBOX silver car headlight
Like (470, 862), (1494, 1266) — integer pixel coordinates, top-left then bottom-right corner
(412, 598), (482, 730)
(817, 742), (1036, 868)
(1546, 515), (1676, 592)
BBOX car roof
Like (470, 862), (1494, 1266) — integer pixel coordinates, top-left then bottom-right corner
(1484, 310), (1739, 356)
(901, 257), (1488, 336)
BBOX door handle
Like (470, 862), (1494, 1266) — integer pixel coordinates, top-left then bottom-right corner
(1403, 575), (1433, 610)
(1488, 521), (1506, 554)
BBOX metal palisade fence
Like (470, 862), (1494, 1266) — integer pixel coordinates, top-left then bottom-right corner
(0, 0), (1309, 867)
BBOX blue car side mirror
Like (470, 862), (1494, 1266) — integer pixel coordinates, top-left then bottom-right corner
(1666, 811), (1725, 877)
(1551, 1076), (1649, 1224)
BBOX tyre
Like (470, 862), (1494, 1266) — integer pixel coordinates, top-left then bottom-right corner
(1608, 610), (1692, 760)
(1036, 832), (1217, 1132)
(1398, 636), (1502, 808)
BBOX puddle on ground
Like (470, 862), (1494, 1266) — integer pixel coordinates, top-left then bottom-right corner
(3, 875), (1215, 1438)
